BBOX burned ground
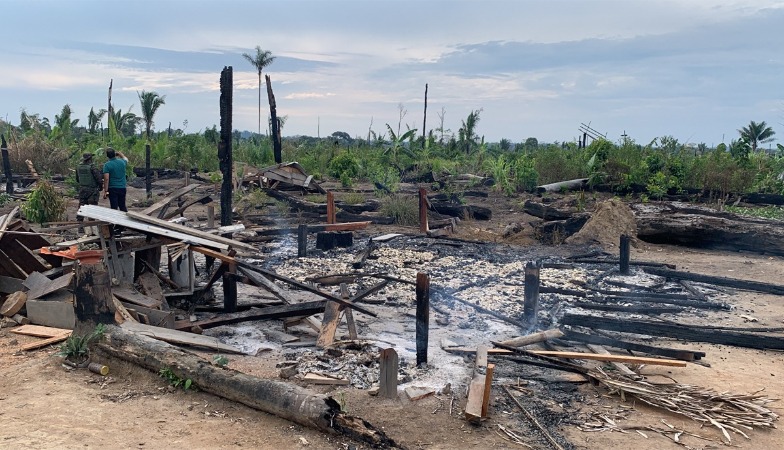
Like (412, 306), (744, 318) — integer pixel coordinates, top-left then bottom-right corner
(1, 176), (783, 450)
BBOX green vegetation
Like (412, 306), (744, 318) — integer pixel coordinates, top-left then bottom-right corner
(341, 192), (366, 205)
(159, 366), (194, 390)
(22, 179), (66, 224)
(380, 194), (418, 226)
(725, 205), (784, 220)
(57, 324), (106, 365)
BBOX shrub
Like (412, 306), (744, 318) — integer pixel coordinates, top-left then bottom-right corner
(22, 179), (66, 224)
(380, 194), (418, 226)
(328, 152), (360, 180)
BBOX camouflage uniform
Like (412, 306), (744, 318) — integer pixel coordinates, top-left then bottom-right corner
(76, 156), (102, 207)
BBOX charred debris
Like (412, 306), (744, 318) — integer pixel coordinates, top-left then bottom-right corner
(1, 168), (784, 448)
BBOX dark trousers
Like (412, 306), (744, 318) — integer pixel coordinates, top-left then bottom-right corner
(108, 187), (128, 212)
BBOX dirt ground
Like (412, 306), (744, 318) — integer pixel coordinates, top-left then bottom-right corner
(1, 177), (783, 450)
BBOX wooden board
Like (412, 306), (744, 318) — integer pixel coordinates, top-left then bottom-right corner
(10, 324), (71, 338)
(141, 183), (200, 215)
(26, 299), (75, 330)
(120, 302), (174, 328)
(317, 300), (343, 348)
(174, 301), (326, 331)
(464, 374), (486, 423)
(113, 287), (162, 309)
(20, 332), (71, 351)
(120, 321), (244, 354)
(446, 347), (687, 367)
(126, 211), (255, 251)
(405, 386), (435, 401)
(25, 272), (74, 301)
(302, 373), (350, 385)
(0, 275), (24, 295)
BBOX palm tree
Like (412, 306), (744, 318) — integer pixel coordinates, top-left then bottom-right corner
(242, 46), (276, 138)
(138, 90), (166, 199)
(739, 120), (776, 151)
(111, 107), (139, 137)
(458, 109), (482, 155)
(52, 104), (79, 144)
(87, 107), (107, 134)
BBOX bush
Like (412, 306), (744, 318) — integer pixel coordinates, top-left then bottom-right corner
(380, 194), (418, 226)
(22, 179), (66, 224)
(328, 152), (360, 180)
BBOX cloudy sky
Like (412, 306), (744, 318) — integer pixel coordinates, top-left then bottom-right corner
(2, 0), (782, 146)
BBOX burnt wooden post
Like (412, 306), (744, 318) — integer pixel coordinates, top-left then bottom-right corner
(1, 134), (13, 194)
(265, 74), (282, 164)
(326, 191), (336, 224)
(74, 255), (114, 335)
(145, 143), (152, 199)
(379, 348), (399, 399)
(523, 260), (541, 328)
(297, 224), (308, 257)
(421, 83), (428, 146)
(205, 205), (215, 271)
(418, 188), (429, 233)
(219, 66), (237, 313)
(415, 272), (430, 366)
(620, 234), (631, 275)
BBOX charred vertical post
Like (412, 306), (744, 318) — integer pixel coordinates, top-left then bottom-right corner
(205, 205), (216, 271)
(416, 272), (430, 366)
(326, 191), (336, 224)
(620, 234), (631, 275)
(265, 74), (282, 164)
(523, 260), (541, 328)
(74, 255), (114, 335)
(379, 348), (399, 399)
(219, 66), (237, 313)
(145, 143), (152, 199)
(1, 134), (13, 194)
(297, 224), (308, 257)
(418, 187), (429, 233)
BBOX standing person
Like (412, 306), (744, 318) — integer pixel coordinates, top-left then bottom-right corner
(102, 147), (128, 212)
(76, 153), (102, 207)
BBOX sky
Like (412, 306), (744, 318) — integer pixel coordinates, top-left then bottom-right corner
(1, 0), (783, 147)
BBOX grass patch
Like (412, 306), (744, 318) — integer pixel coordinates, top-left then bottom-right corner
(304, 194), (326, 204)
(725, 205), (784, 220)
(341, 192), (366, 205)
(380, 194), (418, 226)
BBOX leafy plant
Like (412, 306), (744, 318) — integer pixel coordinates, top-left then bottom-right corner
(212, 355), (229, 367)
(0, 193), (12, 207)
(159, 366), (193, 390)
(22, 179), (66, 224)
(57, 323), (106, 365)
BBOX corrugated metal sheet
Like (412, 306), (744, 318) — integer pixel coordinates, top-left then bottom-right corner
(77, 205), (229, 250)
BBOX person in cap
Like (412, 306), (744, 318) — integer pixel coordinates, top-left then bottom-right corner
(75, 152), (103, 208)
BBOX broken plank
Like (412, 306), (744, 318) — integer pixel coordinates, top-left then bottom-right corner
(481, 363), (495, 417)
(464, 374), (486, 423)
(126, 210), (255, 251)
(561, 329), (705, 361)
(317, 300), (342, 348)
(302, 373), (350, 385)
(120, 321), (244, 354)
(405, 386), (435, 401)
(20, 332), (71, 351)
(586, 344), (638, 377)
(113, 287), (162, 309)
(238, 267), (321, 332)
(120, 302), (174, 328)
(499, 328), (564, 347)
(10, 324), (71, 338)
(448, 346), (687, 367)
(141, 183), (200, 215)
(0, 275), (24, 294)
(174, 301), (327, 331)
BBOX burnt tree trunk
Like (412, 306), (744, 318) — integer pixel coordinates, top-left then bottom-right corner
(266, 74), (282, 164)
(98, 325), (399, 447)
(219, 66), (237, 312)
(145, 143), (152, 199)
(632, 201), (784, 256)
(74, 260), (114, 335)
(1, 135), (13, 194)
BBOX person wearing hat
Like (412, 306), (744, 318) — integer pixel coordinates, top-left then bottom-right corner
(75, 152), (103, 208)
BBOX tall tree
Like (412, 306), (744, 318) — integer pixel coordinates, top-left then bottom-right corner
(458, 109), (482, 155)
(138, 90), (166, 199)
(242, 46), (276, 138)
(739, 120), (776, 151)
(52, 104), (79, 144)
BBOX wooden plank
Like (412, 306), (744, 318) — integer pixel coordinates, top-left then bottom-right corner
(0, 248), (26, 278)
(340, 283), (358, 340)
(10, 324), (71, 338)
(643, 266), (784, 296)
(126, 211), (255, 251)
(141, 183), (200, 215)
(120, 321), (244, 354)
(113, 287), (161, 309)
(26, 299), (76, 329)
(26, 272), (74, 301)
(137, 272), (168, 310)
(586, 344), (638, 377)
(302, 373), (350, 385)
(0, 275), (24, 294)
(405, 387), (435, 401)
(561, 329), (704, 361)
(317, 300), (342, 347)
(448, 347), (687, 367)
(475, 345), (488, 370)
(20, 332), (71, 351)
(120, 301), (174, 328)
(464, 374), (486, 423)
(481, 363), (495, 418)
(174, 301), (327, 331)
(238, 267), (321, 332)
(3, 239), (48, 274)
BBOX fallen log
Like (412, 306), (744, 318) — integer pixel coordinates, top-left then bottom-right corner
(642, 266), (784, 296)
(98, 325), (399, 447)
(632, 201), (784, 256)
(429, 202), (492, 220)
(523, 200), (577, 220)
(561, 313), (784, 350)
(536, 178), (589, 193)
(499, 328), (564, 347)
(531, 216), (589, 243)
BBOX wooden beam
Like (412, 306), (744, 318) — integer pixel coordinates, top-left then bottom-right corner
(317, 300), (342, 348)
(379, 348), (399, 399)
(643, 266), (784, 296)
(175, 301), (327, 331)
(416, 272), (430, 366)
(126, 211), (255, 251)
(141, 183), (200, 215)
(481, 363), (495, 418)
(449, 346), (687, 367)
(561, 329), (704, 361)
(238, 267), (321, 332)
(20, 332), (71, 351)
(464, 375), (486, 423)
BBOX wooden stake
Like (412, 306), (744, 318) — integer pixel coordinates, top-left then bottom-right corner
(523, 260), (541, 328)
(1, 134), (13, 194)
(418, 188), (429, 233)
(326, 191), (336, 224)
(379, 348), (398, 399)
(297, 224), (308, 257)
(620, 234), (630, 275)
(481, 363), (495, 418)
(340, 283), (358, 340)
(416, 272), (430, 366)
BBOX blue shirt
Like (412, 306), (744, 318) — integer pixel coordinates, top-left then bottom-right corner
(103, 157), (127, 189)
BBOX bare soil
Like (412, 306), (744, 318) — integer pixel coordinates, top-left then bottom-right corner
(1, 178), (782, 450)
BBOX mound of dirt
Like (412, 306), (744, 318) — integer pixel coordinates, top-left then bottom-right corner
(565, 198), (636, 248)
